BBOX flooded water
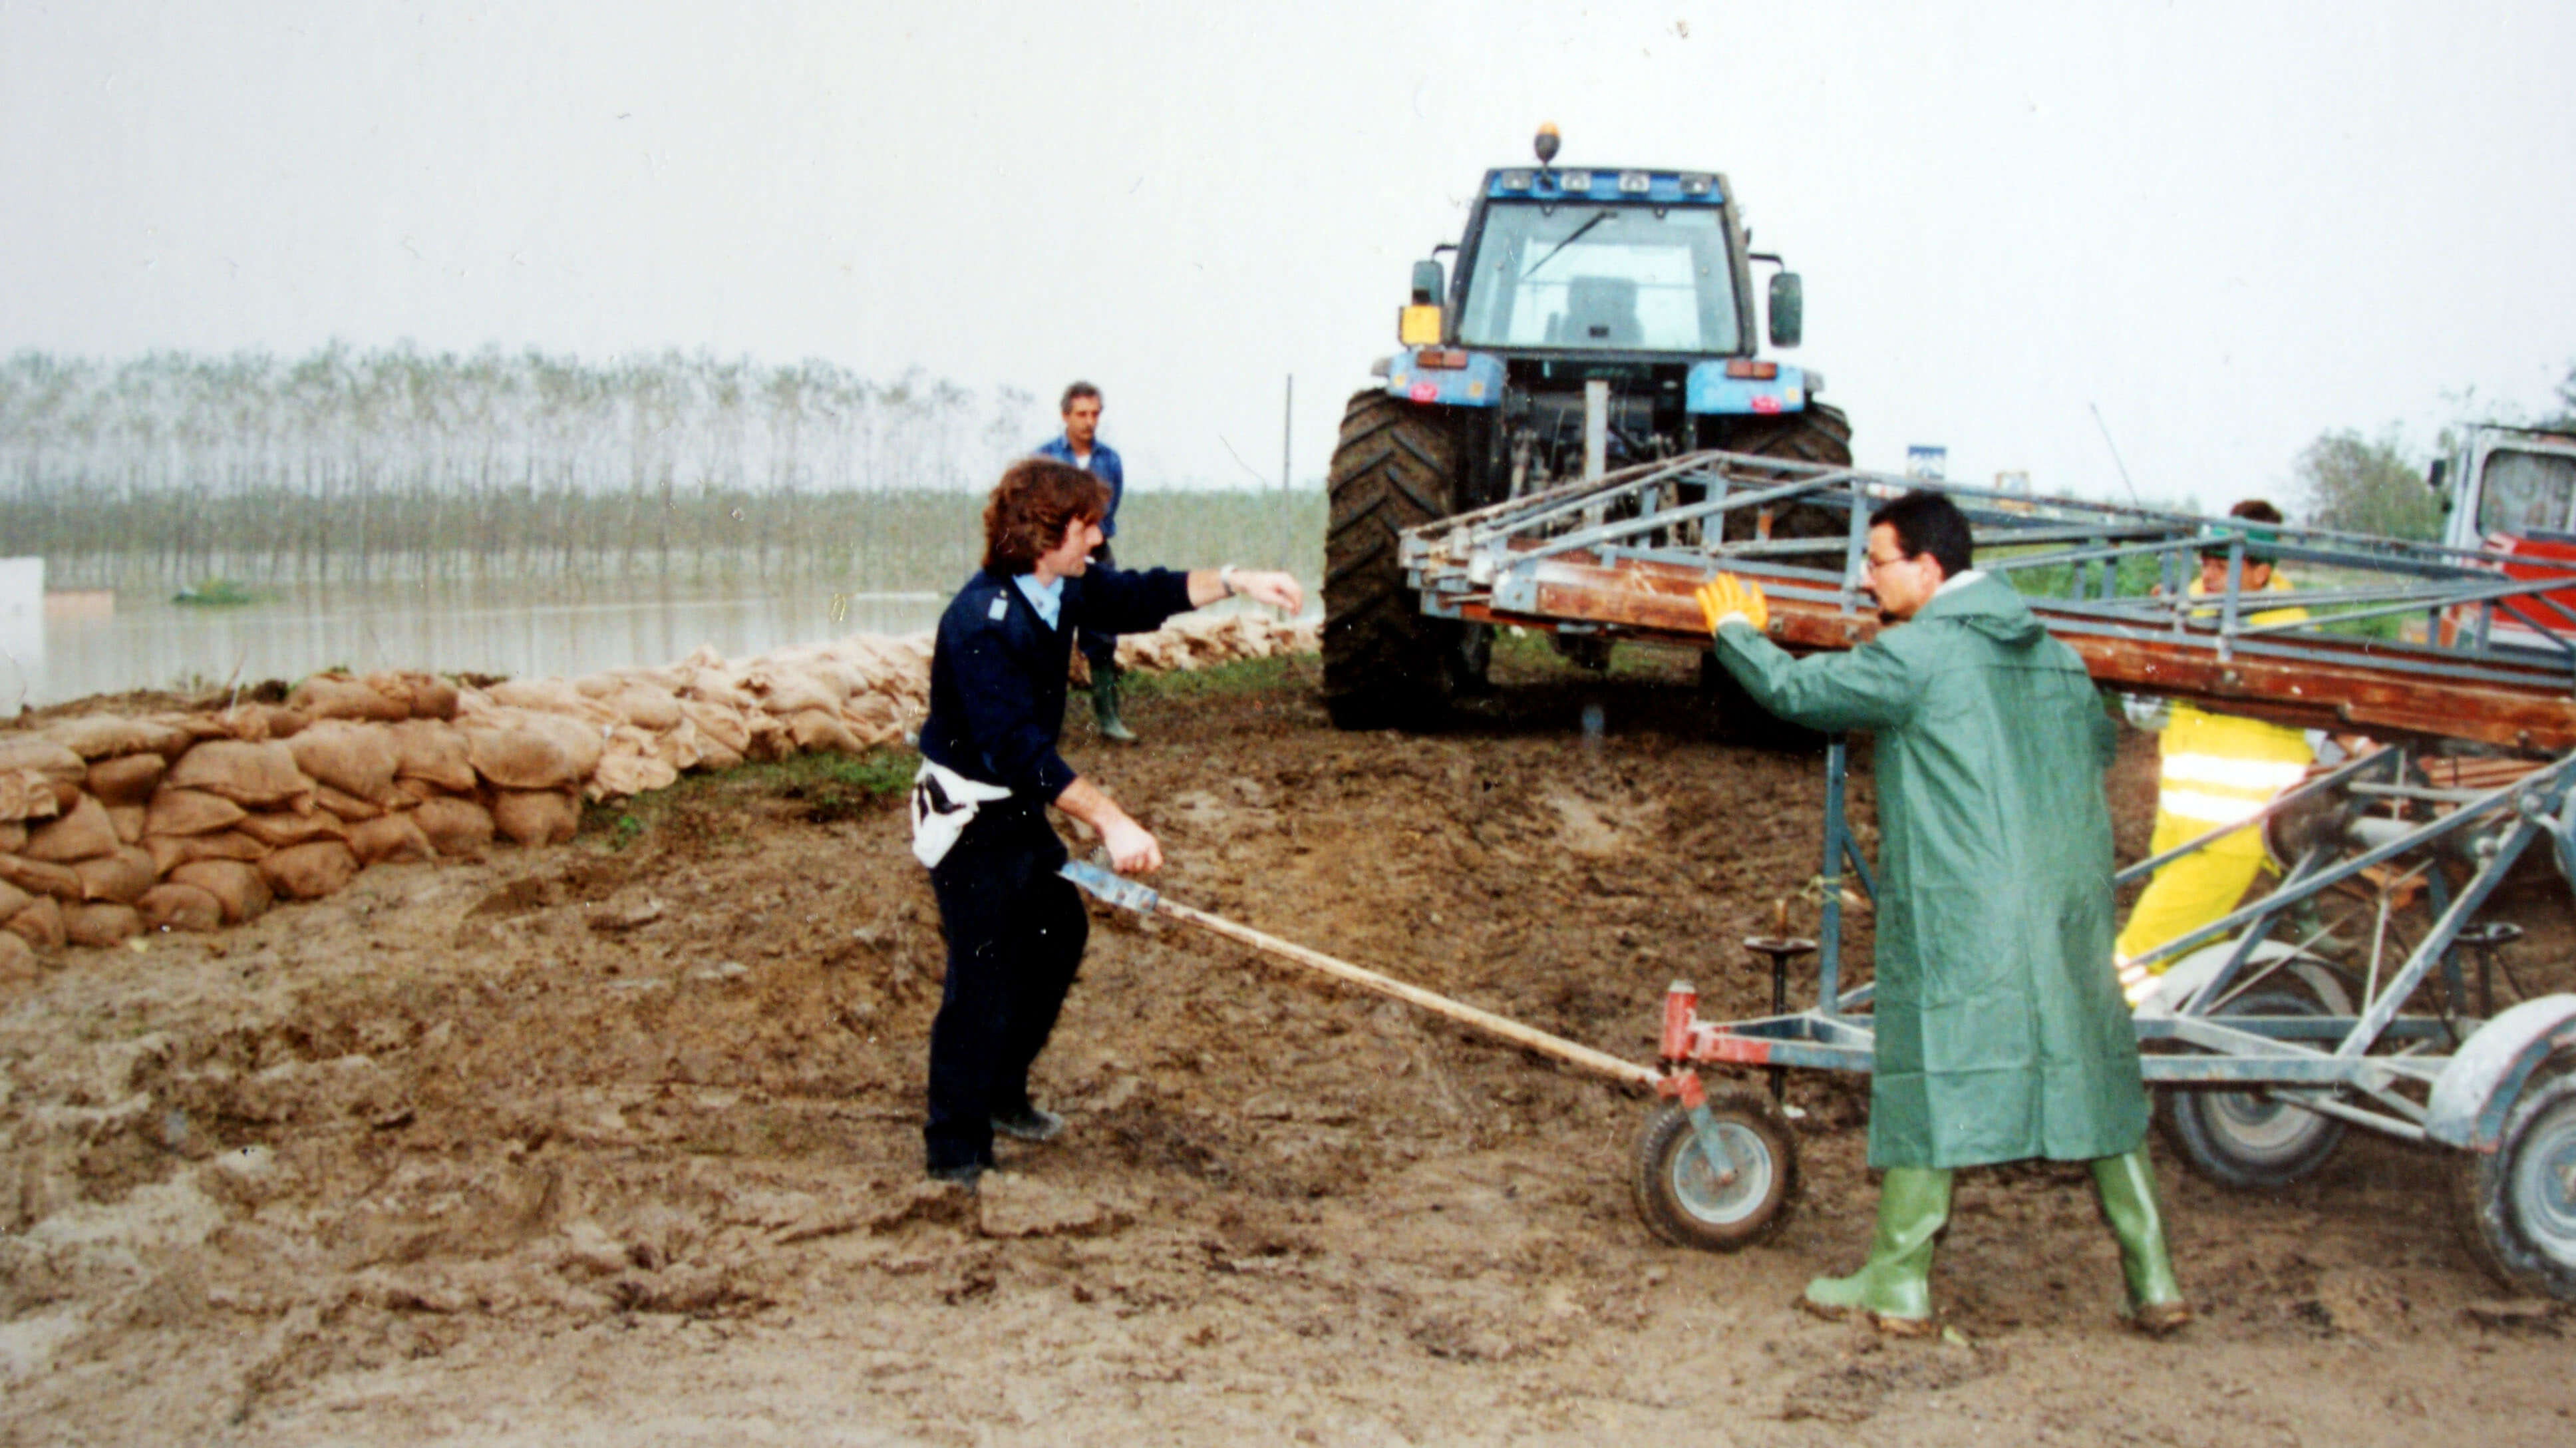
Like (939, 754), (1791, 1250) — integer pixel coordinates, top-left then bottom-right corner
(5, 574), (949, 709)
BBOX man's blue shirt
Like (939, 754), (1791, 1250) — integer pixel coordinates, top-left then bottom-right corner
(1034, 435), (1124, 540)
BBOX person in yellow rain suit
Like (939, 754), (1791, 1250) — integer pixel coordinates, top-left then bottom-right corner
(2116, 501), (2312, 1007)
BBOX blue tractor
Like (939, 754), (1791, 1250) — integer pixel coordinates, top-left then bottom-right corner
(1323, 124), (1851, 729)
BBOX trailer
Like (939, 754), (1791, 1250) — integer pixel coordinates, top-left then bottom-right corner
(1388, 451), (2576, 1300)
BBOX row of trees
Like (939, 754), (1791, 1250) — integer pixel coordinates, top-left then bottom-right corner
(2291, 364), (2576, 540)
(0, 346), (1043, 587)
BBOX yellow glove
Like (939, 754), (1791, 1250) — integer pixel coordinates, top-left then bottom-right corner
(1694, 573), (1769, 634)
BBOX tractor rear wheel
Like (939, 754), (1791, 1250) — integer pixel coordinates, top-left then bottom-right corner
(1323, 390), (1482, 730)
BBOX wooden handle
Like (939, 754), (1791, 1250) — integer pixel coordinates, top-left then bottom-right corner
(1149, 897), (1659, 1089)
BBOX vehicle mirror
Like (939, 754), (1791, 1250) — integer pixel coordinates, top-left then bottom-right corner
(2428, 458), (2448, 494)
(1411, 259), (1446, 305)
(1768, 272), (1804, 349)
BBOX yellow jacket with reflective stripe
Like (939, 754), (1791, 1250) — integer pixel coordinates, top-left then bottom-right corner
(2156, 575), (2312, 831)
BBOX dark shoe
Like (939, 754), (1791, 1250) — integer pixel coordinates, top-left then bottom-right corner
(993, 1104), (1065, 1143)
(926, 1161), (987, 1188)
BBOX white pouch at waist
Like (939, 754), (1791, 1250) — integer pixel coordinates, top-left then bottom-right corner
(909, 760), (1014, 868)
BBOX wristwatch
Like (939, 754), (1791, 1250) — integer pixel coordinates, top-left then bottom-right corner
(1218, 564), (1241, 597)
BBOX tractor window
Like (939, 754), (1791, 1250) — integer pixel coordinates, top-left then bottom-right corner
(2477, 448), (2576, 540)
(1457, 203), (1740, 353)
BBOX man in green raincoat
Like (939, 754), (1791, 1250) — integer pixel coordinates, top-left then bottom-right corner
(1697, 489), (2189, 1336)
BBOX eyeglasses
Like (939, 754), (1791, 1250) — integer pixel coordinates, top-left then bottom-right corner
(1863, 552), (1915, 574)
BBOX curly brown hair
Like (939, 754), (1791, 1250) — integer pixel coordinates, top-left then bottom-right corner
(982, 457), (1110, 573)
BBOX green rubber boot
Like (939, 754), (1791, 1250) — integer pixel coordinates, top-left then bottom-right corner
(1090, 669), (1138, 743)
(1801, 1166), (1951, 1334)
(2091, 1145), (2191, 1336)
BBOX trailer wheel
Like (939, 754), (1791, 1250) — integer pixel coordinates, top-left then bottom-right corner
(1322, 390), (1482, 730)
(2162, 983), (2349, 1189)
(1631, 1095), (1799, 1251)
(2454, 1050), (2576, 1301)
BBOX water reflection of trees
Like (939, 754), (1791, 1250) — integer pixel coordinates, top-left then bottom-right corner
(0, 347), (1043, 590)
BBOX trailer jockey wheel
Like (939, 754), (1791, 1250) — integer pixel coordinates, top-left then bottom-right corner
(2162, 979), (2350, 1190)
(2455, 1050), (2576, 1302)
(1630, 1094), (1799, 1251)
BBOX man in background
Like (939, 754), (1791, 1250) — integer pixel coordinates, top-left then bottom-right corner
(1036, 382), (1134, 741)
(2115, 500), (2317, 1009)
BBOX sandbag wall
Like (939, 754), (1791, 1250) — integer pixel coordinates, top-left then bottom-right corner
(0, 612), (1317, 978)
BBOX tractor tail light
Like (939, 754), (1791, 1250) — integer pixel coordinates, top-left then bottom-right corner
(1725, 360), (1780, 380)
(1414, 348), (1468, 370)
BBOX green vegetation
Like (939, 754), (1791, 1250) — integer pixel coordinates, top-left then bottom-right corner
(170, 578), (260, 606)
(1122, 650), (1313, 701)
(578, 745), (921, 852)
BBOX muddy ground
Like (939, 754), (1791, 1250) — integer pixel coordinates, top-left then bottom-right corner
(5, 645), (2575, 1447)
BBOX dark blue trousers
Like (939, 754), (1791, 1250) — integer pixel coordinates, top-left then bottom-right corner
(922, 807), (1087, 1171)
(1078, 541), (1120, 677)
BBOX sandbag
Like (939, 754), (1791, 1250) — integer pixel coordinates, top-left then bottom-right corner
(393, 778), (444, 805)
(47, 715), (194, 762)
(145, 788), (249, 837)
(609, 685), (685, 732)
(218, 703), (310, 741)
(162, 741), (311, 807)
(137, 883), (223, 934)
(106, 805), (145, 846)
(387, 720), (478, 793)
(170, 859), (273, 924)
(86, 753), (168, 806)
(0, 773), (58, 826)
(589, 752), (679, 801)
(490, 789), (580, 846)
(236, 810), (348, 848)
(0, 738), (87, 789)
(285, 721), (401, 803)
(0, 854), (83, 902)
(677, 700), (750, 759)
(785, 709), (861, 755)
(485, 677), (600, 717)
(412, 797), (495, 858)
(0, 931), (35, 984)
(311, 784), (387, 822)
(414, 793), (494, 850)
(389, 671), (460, 720)
(7, 898), (63, 952)
(25, 795), (120, 864)
(0, 822), (21, 852)
(349, 813), (435, 866)
(260, 840), (359, 900)
(73, 846), (156, 906)
(464, 727), (580, 792)
(145, 830), (271, 876)
(64, 903), (142, 948)
(288, 673), (410, 723)
(744, 666), (840, 717)
(0, 879), (27, 920)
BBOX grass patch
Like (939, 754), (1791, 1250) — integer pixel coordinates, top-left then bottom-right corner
(172, 578), (261, 606)
(1122, 651), (1312, 701)
(580, 745), (921, 849)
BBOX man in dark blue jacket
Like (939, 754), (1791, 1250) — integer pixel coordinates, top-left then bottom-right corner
(1034, 381), (1136, 740)
(912, 456), (1303, 1184)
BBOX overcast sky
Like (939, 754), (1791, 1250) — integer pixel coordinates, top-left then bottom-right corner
(5, 1), (2574, 511)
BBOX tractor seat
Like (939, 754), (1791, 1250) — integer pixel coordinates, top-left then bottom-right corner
(1562, 275), (1642, 346)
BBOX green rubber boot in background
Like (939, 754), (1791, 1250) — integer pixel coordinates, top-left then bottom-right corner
(1801, 1165), (1952, 1334)
(1090, 669), (1138, 743)
(2091, 1145), (2192, 1335)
